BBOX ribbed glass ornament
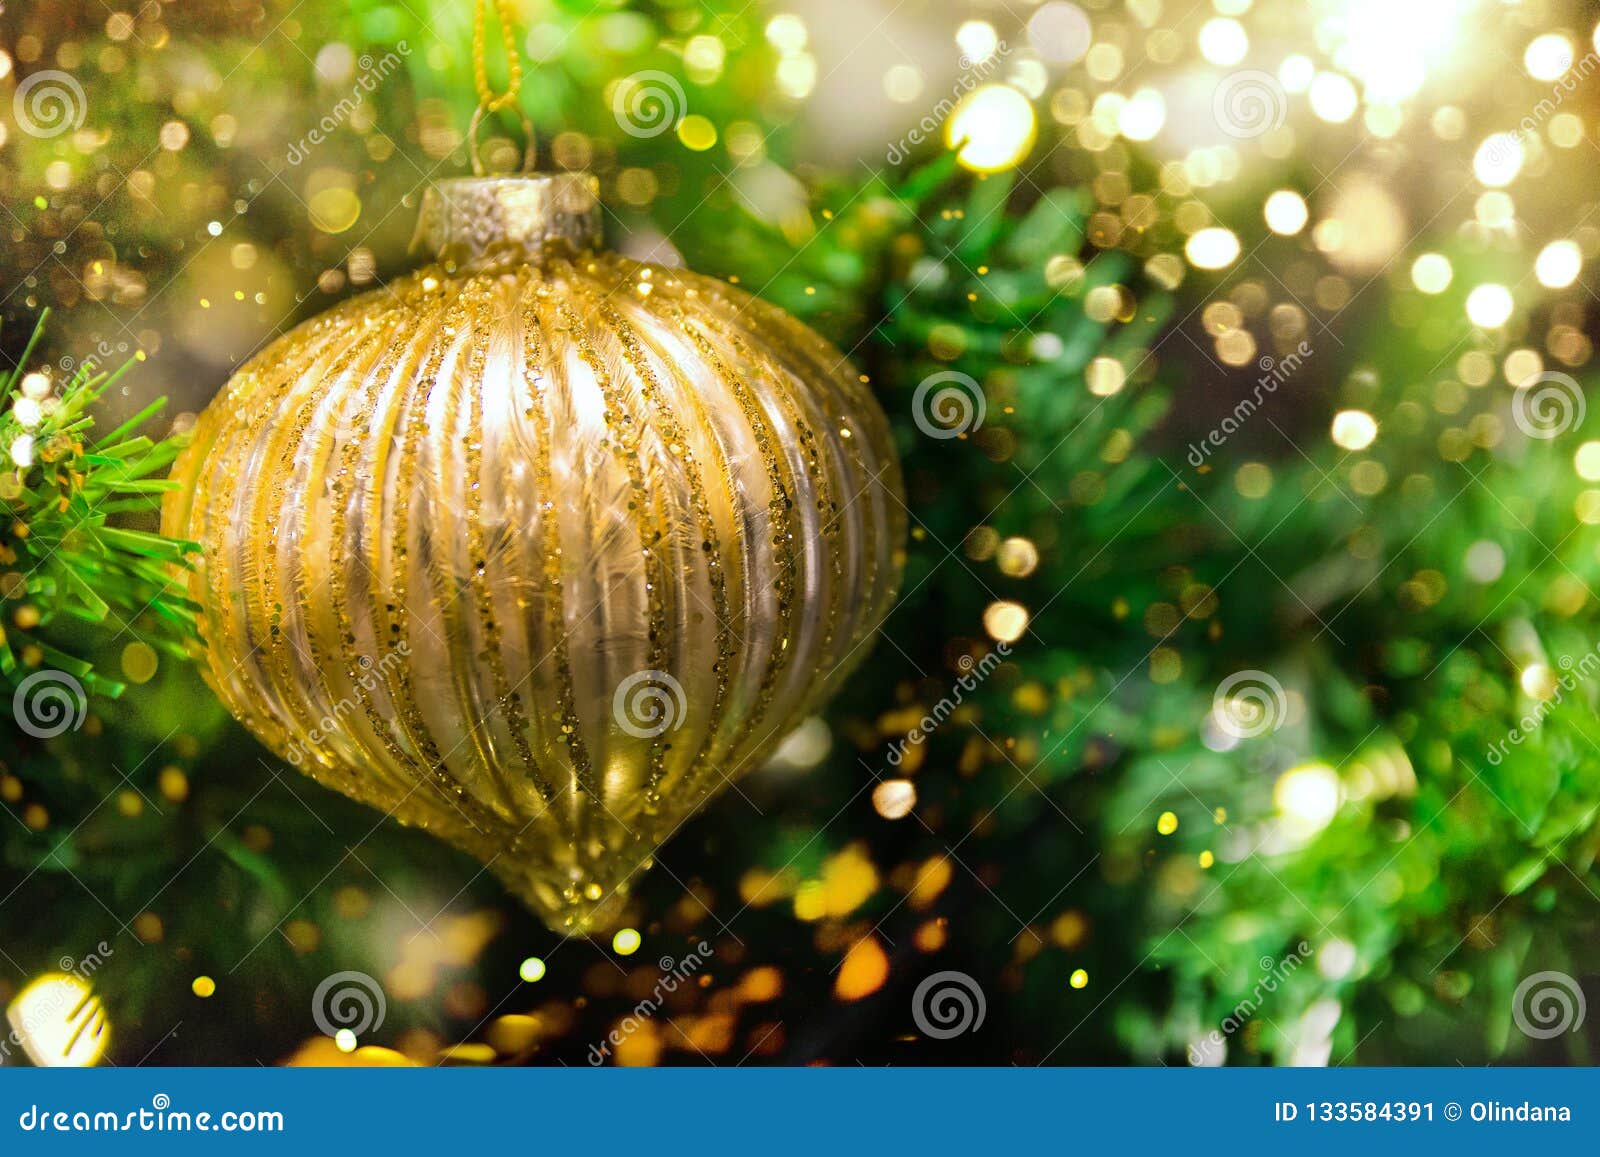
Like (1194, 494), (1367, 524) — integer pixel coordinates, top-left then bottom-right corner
(163, 174), (906, 934)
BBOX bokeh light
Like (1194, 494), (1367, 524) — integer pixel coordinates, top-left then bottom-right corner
(946, 85), (1037, 173)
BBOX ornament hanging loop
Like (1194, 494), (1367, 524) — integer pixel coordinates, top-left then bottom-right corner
(467, 104), (536, 176)
(468, 0), (534, 175)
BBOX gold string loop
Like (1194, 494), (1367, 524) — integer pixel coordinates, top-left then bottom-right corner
(469, 0), (533, 175)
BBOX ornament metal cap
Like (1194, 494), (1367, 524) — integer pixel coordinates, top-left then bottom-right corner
(413, 172), (603, 269)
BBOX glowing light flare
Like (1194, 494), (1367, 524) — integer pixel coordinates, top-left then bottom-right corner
(1331, 410), (1378, 450)
(1263, 190), (1308, 235)
(1198, 18), (1248, 66)
(956, 20), (1001, 65)
(872, 779), (917, 819)
(1473, 134), (1524, 187)
(1410, 253), (1453, 294)
(1118, 88), (1165, 141)
(1274, 762), (1342, 836)
(1279, 55), (1315, 93)
(1322, 0), (1460, 101)
(1086, 356), (1127, 397)
(1536, 240), (1582, 289)
(1520, 664), (1558, 700)
(946, 85), (1037, 173)
(1308, 72), (1358, 123)
(1185, 227), (1241, 270)
(984, 599), (1030, 643)
(676, 115), (717, 151)
(765, 14), (808, 53)
(997, 537), (1040, 577)
(1525, 34), (1575, 81)
(5, 973), (109, 1067)
(1575, 441), (1600, 481)
(1465, 284), (1514, 328)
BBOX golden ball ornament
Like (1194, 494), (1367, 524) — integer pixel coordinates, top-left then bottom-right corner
(163, 174), (906, 934)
